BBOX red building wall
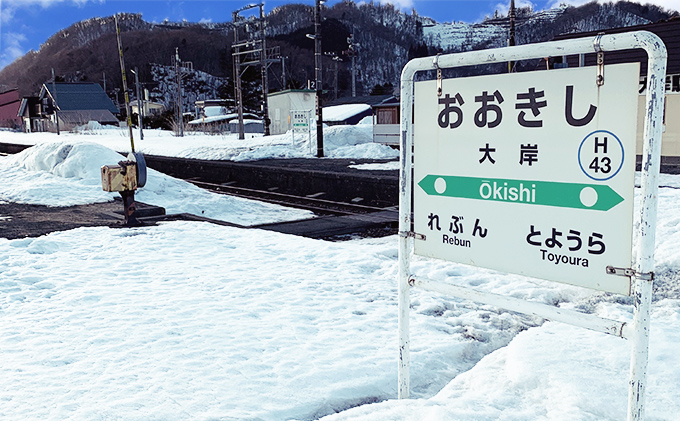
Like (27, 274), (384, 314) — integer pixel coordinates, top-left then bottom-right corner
(0, 89), (21, 128)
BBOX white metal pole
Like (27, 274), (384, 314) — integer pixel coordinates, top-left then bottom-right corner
(412, 276), (632, 338)
(627, 33), (666, 421)
(398, 52), (416, 400)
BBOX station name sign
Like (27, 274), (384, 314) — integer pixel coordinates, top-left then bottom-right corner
(413, 63), (640, 295)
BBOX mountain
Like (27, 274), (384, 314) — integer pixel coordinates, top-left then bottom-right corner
(0, 1), (675, 116)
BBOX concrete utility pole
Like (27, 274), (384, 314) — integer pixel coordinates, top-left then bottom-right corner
(130, 67), (144, 141)
(259, 4), (270, 136)
(51, 68), (60, 135)
(232, 10), (246, 140)
(508, 0), (516, 73)
(314, 0), (324, 157)
(281, 56), (287, 90)
(347, 33), (359, 97)
(326, 53), (341, 100)
(333, 56), (340, 100)
(175, 48), (184, 137)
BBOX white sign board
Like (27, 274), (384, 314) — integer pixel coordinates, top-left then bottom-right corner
(413, 63), (640, 295)
(292, 110), (311, 129)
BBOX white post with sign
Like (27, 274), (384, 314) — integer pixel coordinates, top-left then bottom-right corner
(398, 31), (666, 421)
(291, 110), (312, 150)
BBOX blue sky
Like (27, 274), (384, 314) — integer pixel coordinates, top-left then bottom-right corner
(1, 0), (679, 71)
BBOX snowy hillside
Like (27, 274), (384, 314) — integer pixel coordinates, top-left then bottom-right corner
(423, 3), (656, 53)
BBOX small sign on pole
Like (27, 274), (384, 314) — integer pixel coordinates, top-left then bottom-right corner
(292, 110), (312, 151)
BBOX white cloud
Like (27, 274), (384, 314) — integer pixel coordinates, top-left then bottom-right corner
(0, 31), (27, 69)
(199, 17), (212, 24)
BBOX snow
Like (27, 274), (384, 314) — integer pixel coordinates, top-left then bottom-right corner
(349, 161), (400, 171)
(1, 127), (679, 420)
(187, 114), (233, 125)
(1, 125), (399, 162)
(0, 140), (313, 225)
(322, 104), (371, 122)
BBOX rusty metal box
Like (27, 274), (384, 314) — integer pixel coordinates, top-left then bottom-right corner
(101, 163), (137, 192)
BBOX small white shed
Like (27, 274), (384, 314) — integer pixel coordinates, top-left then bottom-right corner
(268, 89), (316, 135)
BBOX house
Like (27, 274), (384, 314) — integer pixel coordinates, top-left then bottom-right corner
(187, 111), (260, 133)
(194, 99), (233, 119)
(323, 94), (398, 126)
(228, 119), (264, 134)
(17, 96), (44, 132)
(0, 89), (21, 129)
(552, 18), (680, 158)
(37, 82), (119, 131)
(267, 89), (316, 135)
(372, 98), (400, 146)
(130, 101), (165, 117)
(322, 103), (372, 126)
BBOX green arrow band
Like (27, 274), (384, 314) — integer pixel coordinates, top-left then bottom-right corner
(418, 175), (624, 211)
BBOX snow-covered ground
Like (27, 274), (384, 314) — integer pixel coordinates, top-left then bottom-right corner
(1, 119), (399, 162)
(1, 127), (679, 420)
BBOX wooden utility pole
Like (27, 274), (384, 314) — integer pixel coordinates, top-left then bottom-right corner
(115, 14), (135, 152)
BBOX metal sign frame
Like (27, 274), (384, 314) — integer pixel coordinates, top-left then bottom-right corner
(291, 109), (313, 151)
(398, 31), (666, 421)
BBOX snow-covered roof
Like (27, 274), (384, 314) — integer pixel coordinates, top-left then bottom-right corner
(323, 104), (371, 122)
(188, 114), (235, 125)
(203, 106), (226, 117)
(188, 113), (260, 125)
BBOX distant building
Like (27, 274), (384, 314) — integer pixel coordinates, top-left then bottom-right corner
(372, 99), (400, 146)
(324, 94), (397, 108)
(323, 103), (372, 126)
(0, 89), (21, 129)
(130, 101), (165, 117)
(194, 99), (233, 119)
(188, 111), (260, 133)
(30, 82), (120, 131)
(268, 90), (316, 135)
(228, 119), (264, 134)
(17, 97), (43, 132)
(324, 94), (398, 127)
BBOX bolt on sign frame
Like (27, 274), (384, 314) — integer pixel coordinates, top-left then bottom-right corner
(398, 31), (666, 421)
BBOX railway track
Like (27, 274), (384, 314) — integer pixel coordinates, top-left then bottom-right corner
(186, 178), (398, 216)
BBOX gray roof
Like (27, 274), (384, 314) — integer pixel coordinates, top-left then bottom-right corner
(58, 109), (119, 125)
(41, 83), (119, 114)
(325, 95), (397, 107)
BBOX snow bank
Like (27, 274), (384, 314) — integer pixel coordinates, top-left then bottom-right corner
(0, 140), (313, 225)
(0, 124), (399, 163)
(0, 133), (679, 420)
